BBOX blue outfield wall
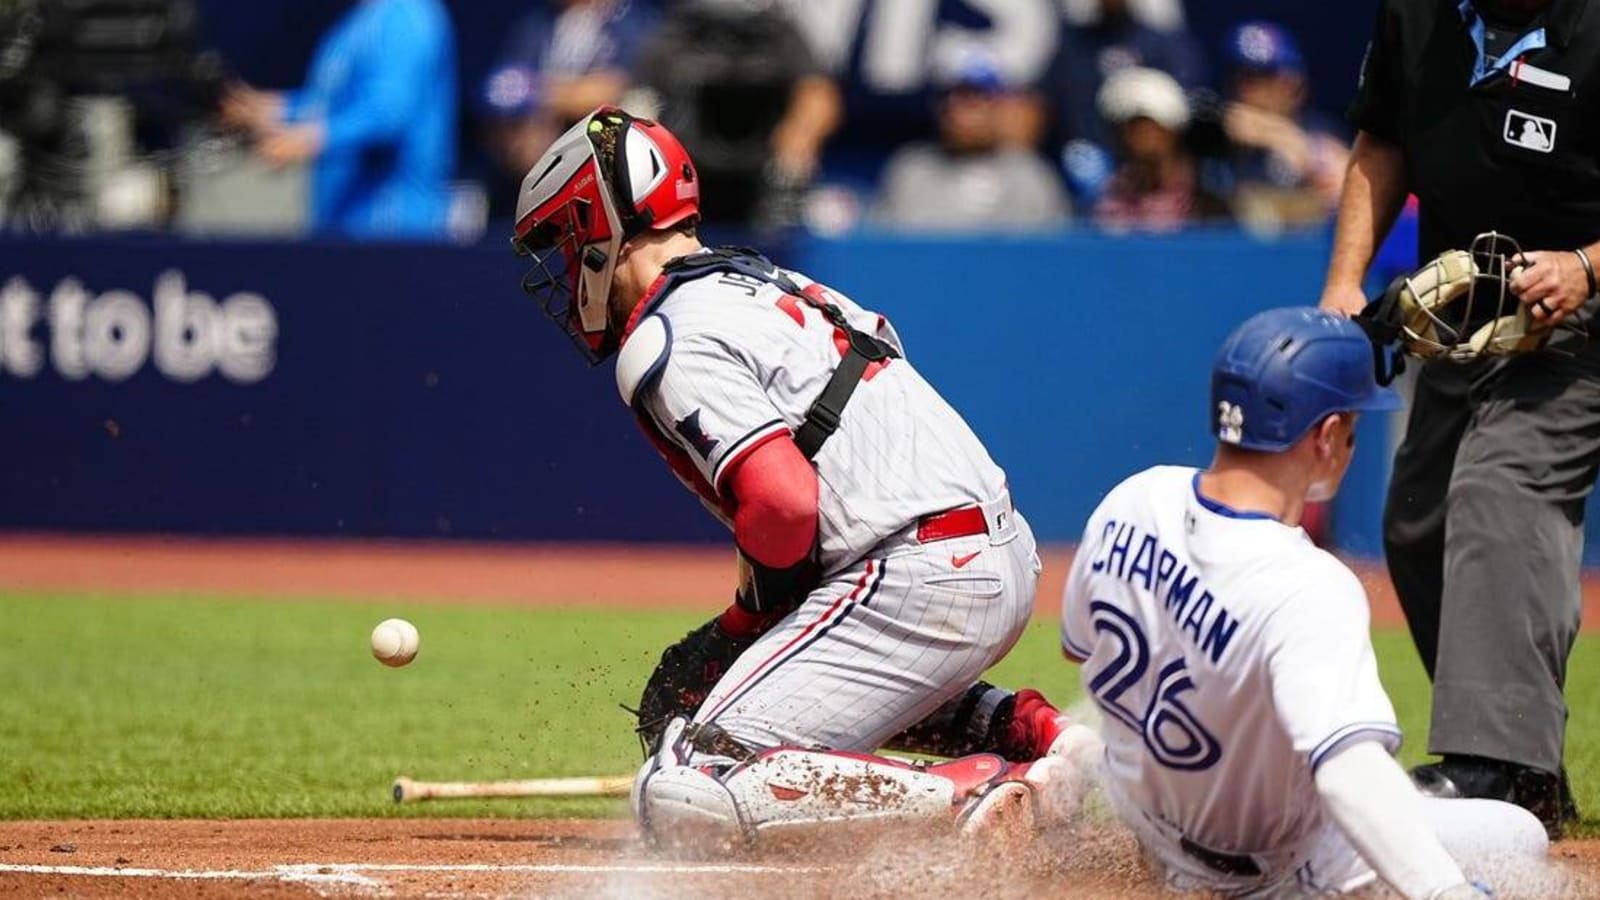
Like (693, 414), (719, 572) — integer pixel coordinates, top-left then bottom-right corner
(0, 237), (722, 543)
(0, 229), (1526, 558)
(808, 232), (1393, 557)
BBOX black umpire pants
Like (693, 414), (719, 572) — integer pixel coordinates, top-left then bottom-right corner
(1384, 350), (1600, 774)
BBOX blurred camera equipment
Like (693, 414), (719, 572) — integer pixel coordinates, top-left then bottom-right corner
(0, 0), (227, 231)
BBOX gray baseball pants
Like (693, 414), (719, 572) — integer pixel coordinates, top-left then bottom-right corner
(1384, 350), (1600, 773)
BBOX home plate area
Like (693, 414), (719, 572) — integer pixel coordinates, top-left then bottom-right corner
(3, 819), (1599, 899)
(0, 818), (1178, 899)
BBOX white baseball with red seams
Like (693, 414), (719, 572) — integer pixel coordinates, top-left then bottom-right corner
(370, 618), (419, 668)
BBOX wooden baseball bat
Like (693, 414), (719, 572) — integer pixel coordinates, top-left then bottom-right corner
(391, 774), (633, 803)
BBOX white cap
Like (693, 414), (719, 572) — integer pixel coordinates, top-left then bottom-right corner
(1097, 66), (1191, 130)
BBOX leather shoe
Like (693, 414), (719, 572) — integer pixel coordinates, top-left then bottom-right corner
(1411, 754), (1576, 839)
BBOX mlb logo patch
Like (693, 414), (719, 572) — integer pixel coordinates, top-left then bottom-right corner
(1504, 109), (1557, 153)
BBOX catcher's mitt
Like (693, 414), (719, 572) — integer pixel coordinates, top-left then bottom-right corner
(1360, 232), (1576, 364)
(634, 616), (755, 753)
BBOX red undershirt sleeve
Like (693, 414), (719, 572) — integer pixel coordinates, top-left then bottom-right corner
(726, 434), (818, 568)
(717, 435), (820, 635)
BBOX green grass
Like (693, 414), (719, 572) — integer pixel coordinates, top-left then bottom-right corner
(0, 594), (688, 818)
(0, 593), (1596, 833)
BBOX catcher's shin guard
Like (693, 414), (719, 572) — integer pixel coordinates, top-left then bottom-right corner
(632, 718), (1088, 850)
(631, 718), (747, 850)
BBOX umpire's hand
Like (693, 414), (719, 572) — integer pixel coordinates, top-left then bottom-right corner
(1511, 250), (1592, 326)
(1320, 284), (1370, 317)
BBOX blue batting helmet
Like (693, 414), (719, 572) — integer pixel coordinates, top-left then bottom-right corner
(1210, 307), (1401, 452)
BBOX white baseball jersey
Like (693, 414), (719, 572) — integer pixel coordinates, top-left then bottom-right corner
(1062, 465), (1400, 882)
(615, 255), (1009, 570)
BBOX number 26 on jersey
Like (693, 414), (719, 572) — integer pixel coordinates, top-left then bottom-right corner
(1087, 600), (1222, 771)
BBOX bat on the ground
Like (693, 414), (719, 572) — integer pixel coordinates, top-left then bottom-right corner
(391, 774), (633, 803)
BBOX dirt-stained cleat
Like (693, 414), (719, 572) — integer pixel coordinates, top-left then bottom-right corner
(958, 780), (1038, 842)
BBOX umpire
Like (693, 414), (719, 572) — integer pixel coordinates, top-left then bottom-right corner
(1320, 0), (1598, 836)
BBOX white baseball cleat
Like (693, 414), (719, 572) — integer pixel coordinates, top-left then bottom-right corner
(1029, 726), (1103, 825)
(958, 780), (1038, 842)
(1045, 722), (1104, 769)
(959, 750), (1088, 843)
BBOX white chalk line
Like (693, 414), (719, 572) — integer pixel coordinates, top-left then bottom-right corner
(310, 863), (823, 874)
(0, 860), (824, 882)
(0, 864), (381, 888)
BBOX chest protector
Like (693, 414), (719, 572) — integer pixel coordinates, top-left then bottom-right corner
(648, 247), (901, 460)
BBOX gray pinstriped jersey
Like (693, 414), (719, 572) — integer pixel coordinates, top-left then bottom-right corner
(616, 265), (1008, 571)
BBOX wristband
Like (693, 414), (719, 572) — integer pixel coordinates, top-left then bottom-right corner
(734, 543), (820, 615)
(1574, 247), (1596, 298)
(717, 602), (783, 639)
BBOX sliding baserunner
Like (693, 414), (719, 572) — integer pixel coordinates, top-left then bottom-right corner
(1062, 308), (1548, 897)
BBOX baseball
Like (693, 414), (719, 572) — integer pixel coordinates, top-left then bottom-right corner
(370, 617), (420, 667)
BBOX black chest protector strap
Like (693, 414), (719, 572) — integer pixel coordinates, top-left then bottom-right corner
(659, 248), (900, 460)
(789, 297), (898, 458)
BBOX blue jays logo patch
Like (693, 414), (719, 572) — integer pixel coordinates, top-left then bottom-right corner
(675, 409), (720, 459)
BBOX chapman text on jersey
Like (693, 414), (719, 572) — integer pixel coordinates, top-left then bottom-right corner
(1089, 518), (1240, 665)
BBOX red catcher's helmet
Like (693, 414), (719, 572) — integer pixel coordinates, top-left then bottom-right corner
(511, 107), (700, 363)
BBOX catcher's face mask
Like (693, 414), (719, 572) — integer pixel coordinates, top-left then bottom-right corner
(511, 108), (701, 365)
(514, 194), (624, 364)
(1358, 231), (1588, 374)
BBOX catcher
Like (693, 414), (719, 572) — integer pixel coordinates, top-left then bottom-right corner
(511, 108), (1089, 847)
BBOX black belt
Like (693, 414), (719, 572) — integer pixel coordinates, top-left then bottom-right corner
(1180, 837), (1261, 878)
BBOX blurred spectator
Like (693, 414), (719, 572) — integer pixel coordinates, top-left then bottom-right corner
(220, 0), (455, 239)
(631, 0), (841, 228)
(1094, 67), (1229, 232)
(1062, 0), (1189, 31)
(480, 0), (657, 195)
(1046, 0), (1208, 201)
(1221, 21), (1348, 230)
(873, 50), (1069, 232)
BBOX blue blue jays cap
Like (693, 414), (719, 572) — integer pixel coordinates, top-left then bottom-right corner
(1226, 20), (1304, 74)
(1210, 307), (1401, 452)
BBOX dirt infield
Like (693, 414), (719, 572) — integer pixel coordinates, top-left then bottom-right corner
(0, 819), (1594, 899)
(3, 533), (1599, 631)
(0, 818), (1164, 899)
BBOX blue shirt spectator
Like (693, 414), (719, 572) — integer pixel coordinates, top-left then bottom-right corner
(222, 0), (457, 239)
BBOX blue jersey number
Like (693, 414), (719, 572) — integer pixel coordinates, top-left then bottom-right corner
(1087, 600), (1222, 771)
